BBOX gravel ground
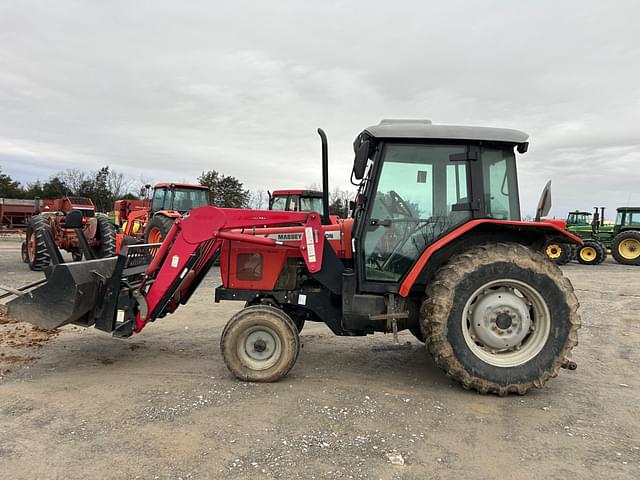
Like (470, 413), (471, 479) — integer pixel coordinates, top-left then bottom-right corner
(0, 236), (638, 479)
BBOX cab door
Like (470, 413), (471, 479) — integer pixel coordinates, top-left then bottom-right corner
(357, 142), (472, 290)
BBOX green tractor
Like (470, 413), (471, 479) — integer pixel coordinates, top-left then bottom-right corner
(608, 207), (640, 265)
(552, 207), (640, 266)
(567, 208), (609, 265)
(543, 209), (601, 265)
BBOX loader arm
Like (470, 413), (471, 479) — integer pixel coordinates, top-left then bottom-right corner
(132, 206), (326, 332)
(6, 206), (328, 335)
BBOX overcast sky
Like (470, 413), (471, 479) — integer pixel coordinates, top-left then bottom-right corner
(1, 1), (639, 217)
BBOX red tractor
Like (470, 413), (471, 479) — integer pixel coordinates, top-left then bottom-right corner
(8, 120), (582, 395)
(269, 189), (325, 214)
(114, 183), (212, 251)
(21, 196), (116, 271)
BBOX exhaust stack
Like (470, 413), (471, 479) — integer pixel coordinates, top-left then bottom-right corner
(317, 128), (330, 225)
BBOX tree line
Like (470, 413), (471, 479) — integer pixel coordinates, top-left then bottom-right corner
(1, 164), (353, 214)
(0, 165), (253, 212)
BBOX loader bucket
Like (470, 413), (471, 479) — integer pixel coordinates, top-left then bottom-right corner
(7, 257), (118, 330)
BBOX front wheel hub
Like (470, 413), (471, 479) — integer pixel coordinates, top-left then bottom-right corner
(237, 325), (283, 371)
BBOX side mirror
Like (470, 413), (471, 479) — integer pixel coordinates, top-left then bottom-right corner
(353, 139), (370, 180)
(517, 142), (529, 154)
(534, 180), (552, 222)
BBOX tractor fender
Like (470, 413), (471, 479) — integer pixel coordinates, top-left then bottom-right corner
(154, 210), (181, 219)
(398, 219), (582, 297)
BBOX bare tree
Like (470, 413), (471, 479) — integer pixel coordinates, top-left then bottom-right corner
(107, 170), (136, 199)
(57, 168), (89, 195)
(248, 189), (267, 209)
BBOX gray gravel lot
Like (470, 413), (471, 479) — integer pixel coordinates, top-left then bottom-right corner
(1, 236), (639, 479)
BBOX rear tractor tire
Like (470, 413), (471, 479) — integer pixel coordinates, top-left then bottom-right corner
(611, 231), (640, 266)
(577, 240), (605, 265)
(221, 306), (300, 382)
(25, 215), (51, 271)
(93, 215), (117, 258)
(421, 242), (580, 396)
(544, 241), (571, 265)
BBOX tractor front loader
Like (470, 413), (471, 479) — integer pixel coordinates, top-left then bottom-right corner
(6, 120), (582, 395)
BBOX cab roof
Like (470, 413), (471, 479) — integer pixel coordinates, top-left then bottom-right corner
(616, 207), (640, 212)
(154, 182), (209, 190)
(361, 119), (529, 144)
(271, 189), (323, 197)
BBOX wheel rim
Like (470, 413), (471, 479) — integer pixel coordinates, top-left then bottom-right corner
(147, 227), (163, 244)
(237, 325), (282, 371)
(545, 243), (562, 259)
(580, 246), (596, 262)
(462, 279), (551, 368)
(618, 239), (640, 260)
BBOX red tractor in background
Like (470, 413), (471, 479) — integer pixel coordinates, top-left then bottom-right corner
(114, 183), (212, 251)
(268, 190), (342, 224)
(21, 196), (116, 271)
(269, 189), (325, 215)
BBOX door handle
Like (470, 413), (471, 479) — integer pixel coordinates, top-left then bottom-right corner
(370, 219), (392, 227)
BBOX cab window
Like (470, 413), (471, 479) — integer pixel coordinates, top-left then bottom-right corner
(481, 147), (520, 220)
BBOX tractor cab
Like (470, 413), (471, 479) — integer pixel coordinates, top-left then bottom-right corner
(614, 207), (640, 233)
(269, 189), (325, 216)
(350, 119), (528, 287)
(566, 210), (591, 227)
(150, 183), (211, 214)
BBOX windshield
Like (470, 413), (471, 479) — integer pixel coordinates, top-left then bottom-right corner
(567, 213), (590, 225)
(270, 195), (288, 210)
(172, 188), (209, 211)
(300, 196), (324, 215)
(153, 187), (209, 212)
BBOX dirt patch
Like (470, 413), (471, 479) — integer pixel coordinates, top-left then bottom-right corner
(0, 323), (58, 349)
(0, 306), (16, 324)
(0, 354), (39, 364)
(0, 310), (59, 377)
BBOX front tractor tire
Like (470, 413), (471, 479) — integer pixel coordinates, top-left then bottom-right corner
(577, 240), (606, 265)
(611, 231), (640, 266)
(544, 241), (571, 265)
(421, 243), (580, 396)
(144, 215), (174, 244)
(221, 306), (300, 382)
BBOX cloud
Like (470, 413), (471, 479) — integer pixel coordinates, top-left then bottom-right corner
(1, 0), (639, 217)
